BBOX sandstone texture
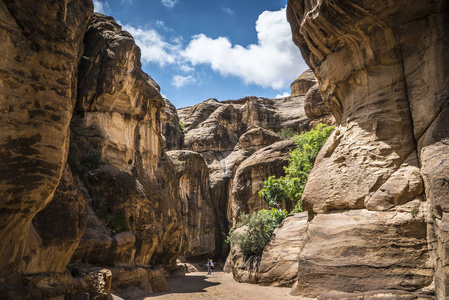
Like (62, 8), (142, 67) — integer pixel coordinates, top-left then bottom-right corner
(290, 69), (317, 96)
(287, 0), (449, 297)
(229, 213), (308, 287)
(167, 150), (216, 261)
(161, 98), (182, 150)
(178, 95), (311, 256)
(0, 0), (92, 275)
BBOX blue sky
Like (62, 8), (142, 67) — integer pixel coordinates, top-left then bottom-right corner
(93, 0), (308, 108)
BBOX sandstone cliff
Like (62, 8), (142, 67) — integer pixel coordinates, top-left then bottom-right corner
(70, 12), (183, 269)
(0, 5), (184, 297)
(285, 0), (449, 298)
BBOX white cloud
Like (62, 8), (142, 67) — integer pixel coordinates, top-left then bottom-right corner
(156, 20), (173, 32)
(93, 0), (111, 14)
(182, 7), (306, 90)
(275, 92), (290, 98)
(161, 0), (177, 8)
(122, 25), (182, 67)
(172, 75), (196, 88)
(222, 8), (235, 15)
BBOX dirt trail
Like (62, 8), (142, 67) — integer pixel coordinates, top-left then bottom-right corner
(144, 271), (299, 299)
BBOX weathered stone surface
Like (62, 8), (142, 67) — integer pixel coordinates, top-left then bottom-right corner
(304, 83), (334, 128)
(231, 139), (297, 224)
(21, 166), (87, 274)
(0, 0), (92, 274)
(148, 267), (170, 293)
(167, 150), (216, 261)
(258, 212), (308, 287)
(291, 206), (433, 297)
(287, 0), (448, 297)
(110, 267), (152, 299)
(70, 13), (183, 269)
(290, 69), (317, 96)
(228, 226), (259, 284)
(161, 98), (182, 150)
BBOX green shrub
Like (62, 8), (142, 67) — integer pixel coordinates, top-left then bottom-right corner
(91, 196), (129, 233)
(259, 124), (334, 212)
(179, 121), (185, 136)
(105, 213), (129, 233)
(232, 209), (287, 257)
(68, 149), (104, 176)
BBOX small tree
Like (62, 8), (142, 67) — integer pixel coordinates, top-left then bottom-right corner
(259, 124), (334, 213)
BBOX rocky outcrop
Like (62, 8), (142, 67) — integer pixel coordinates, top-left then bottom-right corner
(167, 150), (216, 261)
(287, 0), (449, 297)
(231, 139), (296, 224)
(229, 213), (308, 287)
(0, 0), (92, 275)
(304, 83), (334, 128)
(290, 69), (317, 96)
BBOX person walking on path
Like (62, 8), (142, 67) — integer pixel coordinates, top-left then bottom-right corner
(207, 259), (212, 275)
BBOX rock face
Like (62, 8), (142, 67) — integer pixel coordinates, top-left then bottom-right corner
(167, 150), (216, 261)
(161, 98), (182, 150)
(231, 139), (297, 224)
(290, 69), (317, 96)
(70, 13), (183, 268)
(304, 84), (334, 128)
(287, 0), (449, 297)
(229, 213), (308, 287)
(178, 95), (311, 256)
(0, 0), (92, 275)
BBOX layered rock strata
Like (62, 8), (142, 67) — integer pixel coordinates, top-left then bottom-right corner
(287, 0), (449, 297)
(0, 0), (92, 275)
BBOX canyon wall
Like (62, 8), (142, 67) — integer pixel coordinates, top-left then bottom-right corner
(0, 0), (92, 277)
(287, 0), (449, 298)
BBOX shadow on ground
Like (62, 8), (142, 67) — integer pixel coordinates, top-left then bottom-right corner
(147, 272), (221, 297)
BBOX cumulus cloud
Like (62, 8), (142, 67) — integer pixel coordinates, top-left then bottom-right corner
(161, 0), (177, 8)
(122, 25), (182, 67)
(275, 92), (290, 98)
(172, 75), (196, 88)
(93, 0), (111, 14)
(182, 7), (306, 90)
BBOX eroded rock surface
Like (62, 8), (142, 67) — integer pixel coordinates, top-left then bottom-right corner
(287, 0), (449, 297)
(0, 0), (92, 275)
(290, 69), (317, 96)
(167, 150), (216, 261)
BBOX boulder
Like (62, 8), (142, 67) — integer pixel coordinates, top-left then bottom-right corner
(291, 206), (433, 297)
(257, 213), (308, 287)
(0, 0), (92, 274)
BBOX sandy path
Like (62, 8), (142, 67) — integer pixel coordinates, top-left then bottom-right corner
(144, 271), (298, 300)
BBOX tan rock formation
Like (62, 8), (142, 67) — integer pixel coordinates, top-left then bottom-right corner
(21, 166), (87, 274)
(0, 0), (92, 275)
(257, 212), (308, 287)
(292, 205), (433, 297)
(287, 0), (449, 297)
(231, 139), (297, 224)
(178, 95), (311, 255)
(161, 98), (183, 150)
(167, 150), (216, 261)
(290, 69), (317, 96)
(304, 83), (334, 128)
(70, 13), (183, 269)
